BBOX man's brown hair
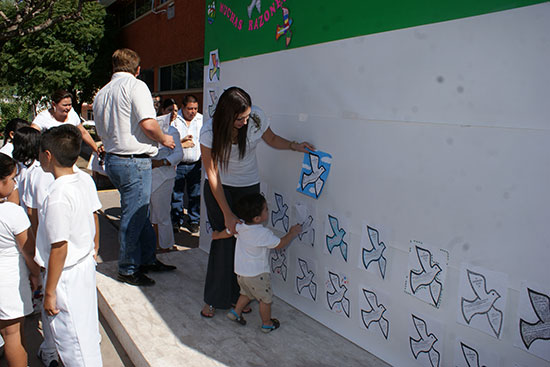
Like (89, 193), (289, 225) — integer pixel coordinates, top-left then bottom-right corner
(112, 48), (140, 74)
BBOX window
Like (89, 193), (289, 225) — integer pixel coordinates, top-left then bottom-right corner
(86, 110), (94, 121)
(118, 0), (151, 26)
(138, 68), (154, 92)
(159, 59), (204, 91)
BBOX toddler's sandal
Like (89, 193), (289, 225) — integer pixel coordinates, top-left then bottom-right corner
(261, 318), (280, 333)
(226, 309), (246, 325)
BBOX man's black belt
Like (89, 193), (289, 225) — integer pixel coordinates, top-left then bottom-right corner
(108, 152), (150, 159)
(178, 160), (200, 166)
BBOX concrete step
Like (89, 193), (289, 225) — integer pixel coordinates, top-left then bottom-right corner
(96, 249), (389, 367)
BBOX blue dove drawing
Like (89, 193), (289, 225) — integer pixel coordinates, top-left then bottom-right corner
(409, 246), (442, 306)
(270, 193), (289, 232)
(296, 259), (317, 301)
(409, 314), (440, 367)
(361, 289), (389, 339)
(520, 288), (550, 349)
(326, 215), (348, 261)
(326, 271), (350, 317)
(270, 250), (287, 281)
(362, 226), (387, 279)
(301, 153), (326, 198)
(460, 269), (502, 338)
(460, 342), (486, 367)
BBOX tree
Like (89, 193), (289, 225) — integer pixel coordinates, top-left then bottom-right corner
(0, 0), (116, 112)
(0, 0), (94, 49)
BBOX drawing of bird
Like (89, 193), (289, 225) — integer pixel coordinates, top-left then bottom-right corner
(326, 215), (348, 261)
(296, 259), (317, 300)
(297, 215), (315, 246)
(409, 315), (440, 367)
(326, 271), (350, 317)
(520, 288), (550, 349)
(247, 0), (261, 18)
(361, 289), (389, 339)
(362, 226), (387, 279)
(301, 153), (326, 198)
(207, 90), (218, 118)
(460, 342), (486, 367)
(208, 53), (220, 81)
(271, 193), (289, 231)
(460, 269), (503, 338)
(270, 250), (287, 281)
(275, 7), (293, 47)
(409, 246), (442, 306)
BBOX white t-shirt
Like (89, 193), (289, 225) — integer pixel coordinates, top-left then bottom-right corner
(200, 106), (269, 187)
(0, 202), (30, 258)
(173, 112), (203, 162)
(93, 72), (158, 156)
(234, 222), (280, 277)
(0, 143), (13, 157)
(32, 108), (80, 130)
(35, 172), (101, 268)
(22, 162), (54, 210)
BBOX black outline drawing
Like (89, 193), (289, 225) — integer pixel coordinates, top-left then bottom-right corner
(297, 215), (315, 246)
(270, 249), (287, 281)
(361, 225), (387, 279)
(409, 246), (442, 307)
(460, 342), (486, 367)
(271, 192), (289, 232)
(205, 220), (212, 234)
(296, 258), (317, 301)
(300, 152), (326, 199)
(360, 289), (389, 339)
(520, 288), (550, 349)
(460, 269), (503, 338)
(208, 50), (220, 82)
(207, 90), (218, 118)
(326, 215), (348, 261)
(326, 271), (350, 317)
(409, 314), (440, 367)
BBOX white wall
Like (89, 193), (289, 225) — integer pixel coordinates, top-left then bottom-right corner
(200, 4), (550, 366)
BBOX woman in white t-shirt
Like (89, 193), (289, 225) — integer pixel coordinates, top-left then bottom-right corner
(0, 153), (40, 367)
(199, 87), (313, 317)
(31, 89), (99, 155)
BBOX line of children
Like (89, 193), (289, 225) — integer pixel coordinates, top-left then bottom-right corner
(1, 124), (103, 367)
(224, 193), (301, 333)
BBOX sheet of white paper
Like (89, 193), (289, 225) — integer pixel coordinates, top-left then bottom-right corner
(357, 222), (388, 279)
(408, 312), (443, 367)
(324, 269), (350, 318)
(358, 284), (390, 340)
(453, 339), (498, 367)
(295, 256), (318, 302)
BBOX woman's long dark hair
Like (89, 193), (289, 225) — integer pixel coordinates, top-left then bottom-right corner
(0, 153), (16, 180)
(12, 127), (41, 168)
(2, 118), (30, 146)
(211, 87), (251, 169)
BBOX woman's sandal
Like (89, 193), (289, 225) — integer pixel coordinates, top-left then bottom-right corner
(226, 309), (246, 325)
(200, 305), (215, 318)
(261, 318), (280, 333)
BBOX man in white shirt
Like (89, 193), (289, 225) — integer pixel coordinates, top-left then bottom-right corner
(172, 95), (203, 233)
(93, 48), (176, 286)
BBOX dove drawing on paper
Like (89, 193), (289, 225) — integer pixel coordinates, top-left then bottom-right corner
(326, 215), (348, 261)
(460, 342), (485, 367)
(409, 314), (440, 367)
(361, 289), (389, 339)
(461, 269), (503, 338)
(270, 192), (289, 232)
(297, 150), (331, 199)
(297, 215), (315, 246)
(409, 246), (443, 307)
(326, 271), (350, 317)
(270, 250), (287, 281)
(296, 258), (317, 301)
(361, 225), (387, 279)
(520, 288), (550, 349)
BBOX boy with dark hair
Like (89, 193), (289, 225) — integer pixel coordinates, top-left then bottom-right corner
(227, 193), (301, 332)
(35, 125), (103, 366)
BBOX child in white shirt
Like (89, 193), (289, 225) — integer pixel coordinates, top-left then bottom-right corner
(35, 125), (102, 367)
(227, 193), (301, 332)
(0, 153), (40, 367)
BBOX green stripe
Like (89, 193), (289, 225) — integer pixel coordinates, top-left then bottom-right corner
(205, 0), (546, 63)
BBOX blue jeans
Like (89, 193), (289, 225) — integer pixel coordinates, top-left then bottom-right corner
(171, 161), (201, 225)
(105, 154), (156, 275)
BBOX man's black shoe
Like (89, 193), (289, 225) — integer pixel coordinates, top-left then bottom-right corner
(117, 272), (155, 286)
(140, 260), (177, 273)
(184, 222), (200, 234)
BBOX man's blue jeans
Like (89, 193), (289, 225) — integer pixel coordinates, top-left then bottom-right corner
(105, 154), (156, 275)
(171, 161), (201, 226)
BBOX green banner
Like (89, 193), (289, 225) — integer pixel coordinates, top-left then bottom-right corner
(205, 0), (546, 63)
